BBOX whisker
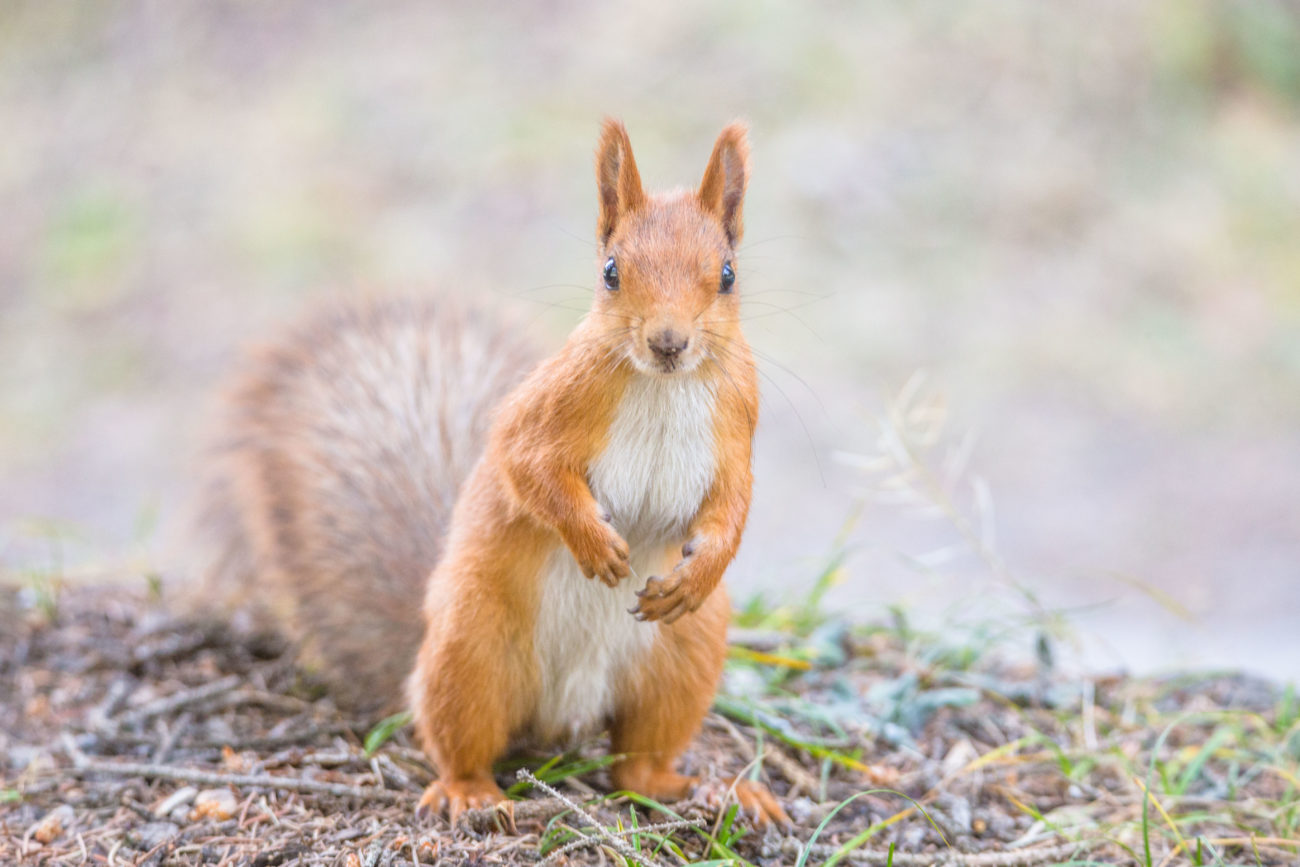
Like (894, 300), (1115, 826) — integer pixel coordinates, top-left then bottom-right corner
(738, 233), (810, 251)
(730, 300), (825, 342)
(702, 335), (826, 487)
(518, 296), (631, 321)
(702, 328), (831, 422)
(499, 282), (595, 297)
(705, 347), (755, 432)
(744, 289), (837, 303)
(551, 224), (598, 250)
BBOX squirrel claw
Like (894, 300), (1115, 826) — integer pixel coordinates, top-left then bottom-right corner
(415, 778), (505, 827)
(631, 573), (704, 622)
(693, 778), (791, 830)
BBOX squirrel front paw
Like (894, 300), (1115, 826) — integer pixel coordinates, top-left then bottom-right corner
(565, 516), (630, 587)
(631, 571), (707, 623)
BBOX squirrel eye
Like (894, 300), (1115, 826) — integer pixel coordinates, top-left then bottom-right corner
(603, 257), (619, 291)
(719, 262), (736, 294)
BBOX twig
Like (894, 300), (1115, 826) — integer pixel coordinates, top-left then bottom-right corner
(777, 838), (1104, 866)
(514, 769), (670, 867)
(187, 721), (349, 751)
(66, 747), (408, 805)
(708, 712), (820, 797)
(373, 753), (427, 792)
(543, 819), (698, 864)
(459, 792), (701, 836)
(769, 745), (824, 798)
(152, 712), (191, 764)
(131, 628), (215, 667)
(201, 689), (319, 716)
(114, 675), (243, 728)
(459, 797), (579, 833)
(361, 840), (385, 867)
(90, 677), (134, 731)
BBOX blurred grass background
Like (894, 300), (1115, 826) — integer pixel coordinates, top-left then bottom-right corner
(1, 1), (1297, 677)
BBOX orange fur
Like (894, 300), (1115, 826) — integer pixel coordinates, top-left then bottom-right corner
(200, 120), (783, 828)
(409, 120), (784, 826)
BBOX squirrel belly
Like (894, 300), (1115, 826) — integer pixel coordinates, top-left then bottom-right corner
(531, 374), (719, 745)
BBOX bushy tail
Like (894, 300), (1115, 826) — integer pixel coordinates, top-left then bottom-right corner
(195, 297), (536, 714)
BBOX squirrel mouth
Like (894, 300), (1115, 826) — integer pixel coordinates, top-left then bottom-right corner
(654, 354), (702, 376)
(628, 348), (699, 377)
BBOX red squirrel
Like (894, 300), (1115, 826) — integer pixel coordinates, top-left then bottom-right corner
(202, 120), (786, 826)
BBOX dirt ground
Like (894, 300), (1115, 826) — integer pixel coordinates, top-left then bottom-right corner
(4, 585), (1295, 866)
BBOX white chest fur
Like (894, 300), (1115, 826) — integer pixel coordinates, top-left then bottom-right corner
(530, 375), (718, 744)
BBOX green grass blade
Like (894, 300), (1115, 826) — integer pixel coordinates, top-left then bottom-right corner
(1174, 728), (1232, 796)
(824, 792), (948, 867)
(792, 788), (919, 867)
(362, 711), (412, 756)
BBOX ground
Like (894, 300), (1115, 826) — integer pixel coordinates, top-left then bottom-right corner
(3, 584), (1296, 866)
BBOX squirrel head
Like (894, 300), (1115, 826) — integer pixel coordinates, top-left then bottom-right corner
(591, 119), (750, 377)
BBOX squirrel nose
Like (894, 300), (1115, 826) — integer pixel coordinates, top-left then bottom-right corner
(647, 329), (689, 359)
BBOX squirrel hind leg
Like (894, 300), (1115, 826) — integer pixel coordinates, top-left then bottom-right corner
(608, 612), (726, 790)
(610, 742), (791, 829)
(607, 591), (787, 827)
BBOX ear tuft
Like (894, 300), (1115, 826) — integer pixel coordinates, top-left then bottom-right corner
(595, 118), (646, 246)
(698, 122), (750, 246)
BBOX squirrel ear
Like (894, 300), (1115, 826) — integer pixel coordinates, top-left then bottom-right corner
(698, 122), (750, 247)
(595, 118), (645, 246)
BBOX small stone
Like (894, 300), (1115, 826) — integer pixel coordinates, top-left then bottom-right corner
(941, 738), (978, 776)
(902, 824), (927, 848)
(153, 786), (198, 818)
(203, 717), (235, 745)
(787, 796), (818, 824)
(30, 804), (74, 844)
(190, 788), (238, 822)
(6, 745), (44, 771)
(131, 821), (180, 849)
(939, 793), (972, 836)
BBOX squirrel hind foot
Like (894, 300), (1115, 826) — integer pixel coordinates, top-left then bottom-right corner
(691, 776), (792, 830)
(415, 777), (507, 827)
(613, 760), (790, 829)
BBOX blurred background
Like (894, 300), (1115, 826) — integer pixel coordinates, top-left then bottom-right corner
(2, 2), (1297, 678)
